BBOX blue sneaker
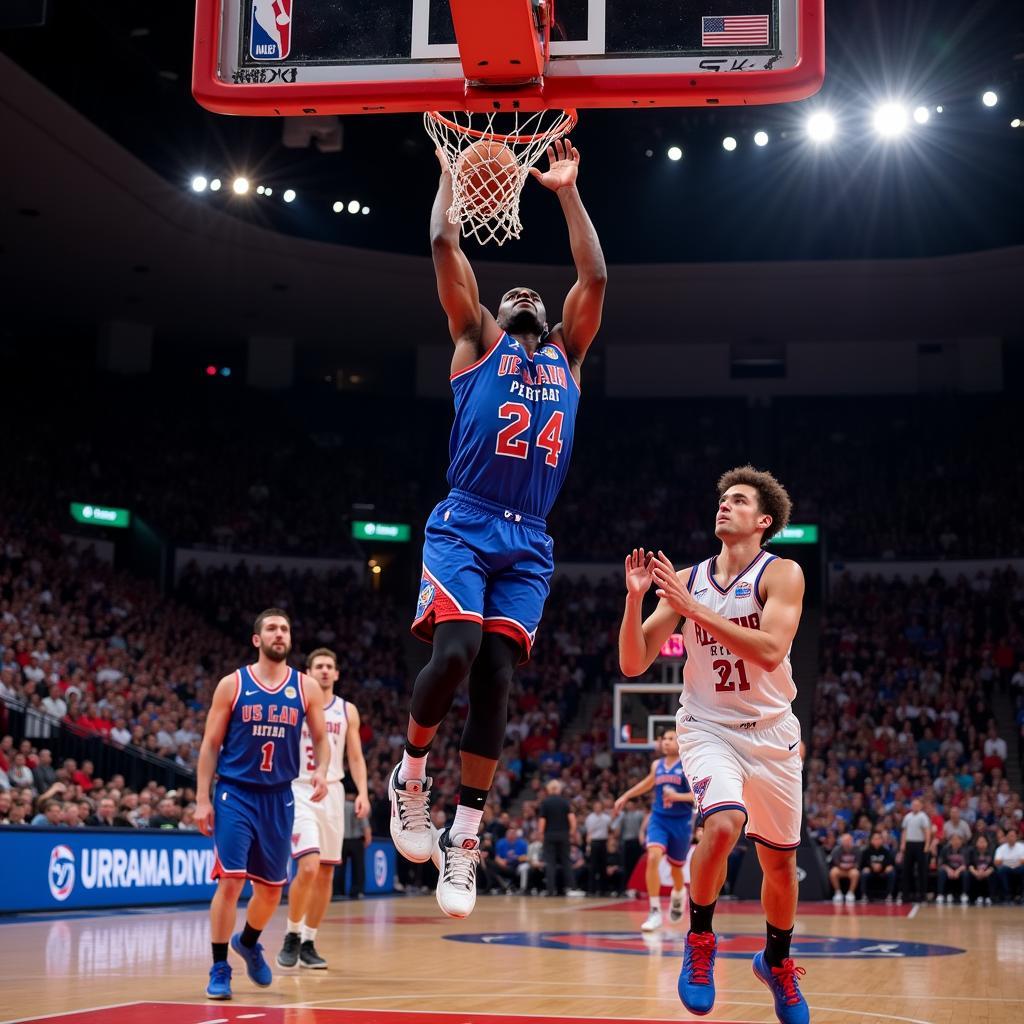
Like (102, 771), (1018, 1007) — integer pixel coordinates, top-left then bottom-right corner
(206, 961), (232, 999)
(752, 950), (809, 1024)
(678, 931), (717, 1015)
(231, 932), (273, 987)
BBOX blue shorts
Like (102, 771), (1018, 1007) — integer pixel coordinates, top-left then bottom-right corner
(647, 814), (692, 866)
(212, 779), (294, 887)
(412, 489), (553, 663)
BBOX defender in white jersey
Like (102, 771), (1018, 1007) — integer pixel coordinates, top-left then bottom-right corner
(619, 466), (809, 1024)
(277, 647), (369, 971)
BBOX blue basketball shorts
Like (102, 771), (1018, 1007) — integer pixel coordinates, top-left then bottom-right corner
(212, 779), (294, 887)
(646, 813), (693, 866)
(411, 489), (554, 663)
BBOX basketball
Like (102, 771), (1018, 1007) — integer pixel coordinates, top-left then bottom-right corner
(454, 140), (520, 216)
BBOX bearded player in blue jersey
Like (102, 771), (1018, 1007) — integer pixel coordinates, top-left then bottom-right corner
(389, 139), (606, 919)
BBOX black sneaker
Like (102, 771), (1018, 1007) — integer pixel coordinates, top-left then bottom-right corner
(299, 940), (328, 969)
(276, 931), (300, 968)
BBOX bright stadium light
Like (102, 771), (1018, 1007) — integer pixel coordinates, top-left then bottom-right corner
(361, 206), (370, 215)
(873, 103), (908, 138)
(722, 136), (737, 151)
(913, 106), (930, 124)
(754, 131), (769, 147)
(982, 90), (998, 107)
(256, 185), (265, 195)
(283, 189), (296, 203)
(1012, 118), (1022, 129)
(191, 175), (208, 193)
(667, 145), (683, 161)
(332, 201), (343, 213)
(209, 178), (222, 192)
(806, 112), (836, 142)
(347, 200), (360, 214)
(232, 177), (249, 194)
(935, 105), (943, 114)
(264, 187), (273, 196)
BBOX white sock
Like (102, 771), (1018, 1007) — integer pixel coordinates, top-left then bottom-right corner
(649, 896), (661, 912)
(301, 925), (317, 943)
(399, 750), (427, 784)
(287, 918), (302, 935)
(671, 888), (685, 902)
(451, 804), (483, 839)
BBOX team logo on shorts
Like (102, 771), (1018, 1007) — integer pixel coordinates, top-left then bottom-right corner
(735, 582), (752, 597)
(690, 775), (712, 811)
(250, 0), (292, 61)
(285, 686), (297, 699)
(416, 581), (436, 618)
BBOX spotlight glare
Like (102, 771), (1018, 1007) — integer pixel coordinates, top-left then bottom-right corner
(753, 131), (769, 147)
(913, 106), (930, 124)
(667, 145), (683, 161)
(347, 200), (360, 214)
(982, 90), (998, 108)
(332, 201), (344, 213)
(232, 176), (249, 194)
(256, 185), (265, 194)
(191, 175), (208, 193)
(361, 206), (370, 215)
(722, 136), (737, 151)
(283, 189), (296, 203)
(873, 103), (908, 138)
(209, 178), (222, 192)
(806, 112), (836, 142)
(1012, 118), (1022, 129)
(264, 187), (273, 196)
(935, 105), (943, 113)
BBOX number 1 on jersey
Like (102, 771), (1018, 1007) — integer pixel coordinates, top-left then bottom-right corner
(496, 403), (564, 468)
(259, 741), (275, 773)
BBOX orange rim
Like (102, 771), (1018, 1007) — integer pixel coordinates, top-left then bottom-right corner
(427, 109), (578, 146)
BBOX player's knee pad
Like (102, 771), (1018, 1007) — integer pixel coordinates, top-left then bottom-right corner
(410, 621), (481, 726)
(460, 635), (517, 759)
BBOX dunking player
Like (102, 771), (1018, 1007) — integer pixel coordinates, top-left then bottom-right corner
(619, 467), (810, 1024)
(277, 647), (369, 970)
(613, 729), (694, 932)
(196, 609), (328, 1000)
(389, 139), (606, 918)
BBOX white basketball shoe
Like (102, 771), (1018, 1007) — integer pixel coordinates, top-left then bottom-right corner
(434, 826), (480, 919)
(388, 763), (434, 863)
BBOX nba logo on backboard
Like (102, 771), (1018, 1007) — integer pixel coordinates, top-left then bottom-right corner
(250, 0), (292, 61)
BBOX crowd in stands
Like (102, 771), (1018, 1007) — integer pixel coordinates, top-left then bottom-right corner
(806, 568), (1024, 904)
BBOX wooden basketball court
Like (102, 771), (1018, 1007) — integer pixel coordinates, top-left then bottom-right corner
(2, 895), (1021, 1024)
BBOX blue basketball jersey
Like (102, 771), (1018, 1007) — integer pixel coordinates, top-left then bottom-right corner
(653, 757), (692, 819)
(447, 334), (580, 520)
(217, 665), (306, 791)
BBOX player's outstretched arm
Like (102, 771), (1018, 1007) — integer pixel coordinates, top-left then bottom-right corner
(302, 674), (330, 802)
(531, 139), (607, 371)
(430, 149), (501, 363)
(345, 702), (371, 817)
(195, 674), (237, 836)
(651, 552), (804, 672)
(613, 762), (658, 812)
(619, 548), (687, 677)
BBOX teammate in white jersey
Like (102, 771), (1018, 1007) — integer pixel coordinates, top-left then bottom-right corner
(277, 647), (369, 970)
(619, 466), (809, 1024)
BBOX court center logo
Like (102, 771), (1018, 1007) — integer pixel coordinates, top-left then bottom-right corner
(373, 849), (388, 888)
(48, 844), (76, 902)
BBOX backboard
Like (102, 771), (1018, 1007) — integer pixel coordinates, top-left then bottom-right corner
(193, 0), (825, 116)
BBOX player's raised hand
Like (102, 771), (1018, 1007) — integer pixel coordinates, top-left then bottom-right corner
(651, 551), (699, 619)
(195, 798), (214, 836)
(529, 137), (579, 191)
(625, 547), (655, 596)
(310, 770), (328, 803)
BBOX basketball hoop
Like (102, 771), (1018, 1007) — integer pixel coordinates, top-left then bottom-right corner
(424, 108), (577, 246)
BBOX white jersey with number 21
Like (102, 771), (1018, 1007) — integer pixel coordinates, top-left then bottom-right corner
(680, 549), (796, 725)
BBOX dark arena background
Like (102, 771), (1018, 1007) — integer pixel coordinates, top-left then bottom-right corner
(1, 2), (1023, 1023)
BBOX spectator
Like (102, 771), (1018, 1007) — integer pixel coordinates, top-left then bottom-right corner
(994, 827), (1024, 904)
(613, 797), (645, 891)
(8, 754), (33, 790)
(31, 800), (64, 827)
(147, 796), (180, 829)
(538, 779), (575, 897)
(859, 831), (897, 903)
(900, 798), (932, 903)
(936, 835), (968, 904)
(86, 796), (132, 828)
(829, 833), (861, 904)
(583, 800), (613, 896)
(493, 827), (529, 892)
(968, 834), (995, 905)
(31, 749), (56, 794)
(340, 790), (372, 898)
(942, 806), (971, 845)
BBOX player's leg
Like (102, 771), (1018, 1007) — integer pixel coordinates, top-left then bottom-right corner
(665, 822), (691, 924)
(846, 866), (860, 903)
(298, 785), (344, 968)
(279, 788), (320, 966)
(434, 631), (517, 918)
(745, 715), (808, 1024)
(674, 717), (748, 1016)
(829, 865), (843, 901)
(642, 842), (666, 931)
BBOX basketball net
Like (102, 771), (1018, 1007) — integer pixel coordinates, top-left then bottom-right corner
(424, 109), (577, 246)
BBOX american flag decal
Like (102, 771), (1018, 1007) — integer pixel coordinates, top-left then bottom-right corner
(701, 15), (770, 48)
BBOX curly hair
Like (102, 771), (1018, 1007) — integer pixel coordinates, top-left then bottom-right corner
(717, 465), (792, 544)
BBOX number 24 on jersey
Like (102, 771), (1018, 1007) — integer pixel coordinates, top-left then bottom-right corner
(495, 403), (564, 467)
